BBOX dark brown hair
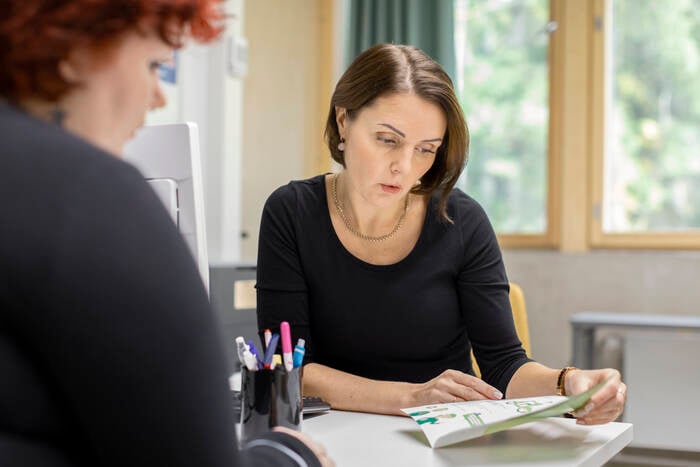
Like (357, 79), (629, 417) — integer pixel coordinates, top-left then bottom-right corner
(324, 43), (469, 221)
(0, 0), (223, 102)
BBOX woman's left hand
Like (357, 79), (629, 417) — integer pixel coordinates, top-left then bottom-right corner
(565, 368), (626, 425)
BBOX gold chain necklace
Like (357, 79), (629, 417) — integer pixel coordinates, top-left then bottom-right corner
(331, 173), (409, 242)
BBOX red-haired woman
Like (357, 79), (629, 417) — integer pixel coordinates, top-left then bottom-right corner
(0, 1), (330, 466)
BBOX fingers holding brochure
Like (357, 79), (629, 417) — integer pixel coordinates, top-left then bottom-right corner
(566, 368), (626, 425)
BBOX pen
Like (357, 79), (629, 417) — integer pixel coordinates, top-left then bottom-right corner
(262, 333), (279, 369)
(272, 354), (282, 370)
(264, 328), (272, 350)
(280, 321), (293, 371)
(293, 338), (306, 368)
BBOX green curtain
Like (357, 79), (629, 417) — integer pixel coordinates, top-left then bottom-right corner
(346, 0), (456, 81)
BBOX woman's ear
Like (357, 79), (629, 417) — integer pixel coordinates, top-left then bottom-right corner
(58, 45), (93, 84)
(58, 59), (81, 84)
(335, 106), (348, 138)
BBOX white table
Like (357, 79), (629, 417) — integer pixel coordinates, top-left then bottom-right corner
(304, 410), (633, 466)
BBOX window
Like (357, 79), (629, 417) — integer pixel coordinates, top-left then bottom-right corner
(591, 0), (700, 248)
(454, 0), (557, 246)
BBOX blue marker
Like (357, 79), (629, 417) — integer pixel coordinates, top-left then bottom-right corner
(262, 333), (279, 369)
(293, 338), (306, 368)
(247, 340), (263, 367)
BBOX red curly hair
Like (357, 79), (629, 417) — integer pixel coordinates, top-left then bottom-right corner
(0, 0), (224, 102)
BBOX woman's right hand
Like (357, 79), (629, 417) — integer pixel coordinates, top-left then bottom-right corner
(407, 369), (503, 407)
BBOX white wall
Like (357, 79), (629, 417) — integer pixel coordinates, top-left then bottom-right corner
(240, 0), (325, 262)
(502, 249), (700, 368)
(205, 0), (245, 263)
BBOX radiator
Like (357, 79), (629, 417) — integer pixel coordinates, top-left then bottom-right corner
(622, 330), (700, 451)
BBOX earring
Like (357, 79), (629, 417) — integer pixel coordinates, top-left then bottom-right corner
(50, 107), (66, 126)
(337, 137), (346, 151)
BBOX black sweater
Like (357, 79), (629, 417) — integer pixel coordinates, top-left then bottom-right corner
(0, 103), (318, 467)
(257, 175), (531, 393)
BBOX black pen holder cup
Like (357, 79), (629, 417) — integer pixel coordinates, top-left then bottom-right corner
(239, 366), (303, 445)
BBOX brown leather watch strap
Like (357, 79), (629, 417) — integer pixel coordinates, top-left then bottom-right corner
(556, 366), (578, 396)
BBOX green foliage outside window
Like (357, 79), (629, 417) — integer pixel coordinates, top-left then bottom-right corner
(605, 0), (700, 232)
(454, 0), (550, 234)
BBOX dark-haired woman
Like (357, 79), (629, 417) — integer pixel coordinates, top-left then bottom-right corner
(0, 1), (331, 465)
(257, 44), (626, 426)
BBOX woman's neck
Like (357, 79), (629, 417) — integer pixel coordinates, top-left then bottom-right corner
(18, 97), (118, 156)
(16, 98), (59, 124)
(335, 172), (410, 238)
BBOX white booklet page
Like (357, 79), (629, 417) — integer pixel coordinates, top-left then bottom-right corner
(401, 379), (606, 448)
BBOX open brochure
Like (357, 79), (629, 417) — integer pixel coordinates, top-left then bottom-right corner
(401, 379), (607, 448)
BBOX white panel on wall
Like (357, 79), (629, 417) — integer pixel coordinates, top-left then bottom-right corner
(624, 331), (700, 451)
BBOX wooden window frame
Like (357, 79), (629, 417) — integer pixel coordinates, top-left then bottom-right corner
(497, 0), (562, 249)
(504, 0), (597, 252)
